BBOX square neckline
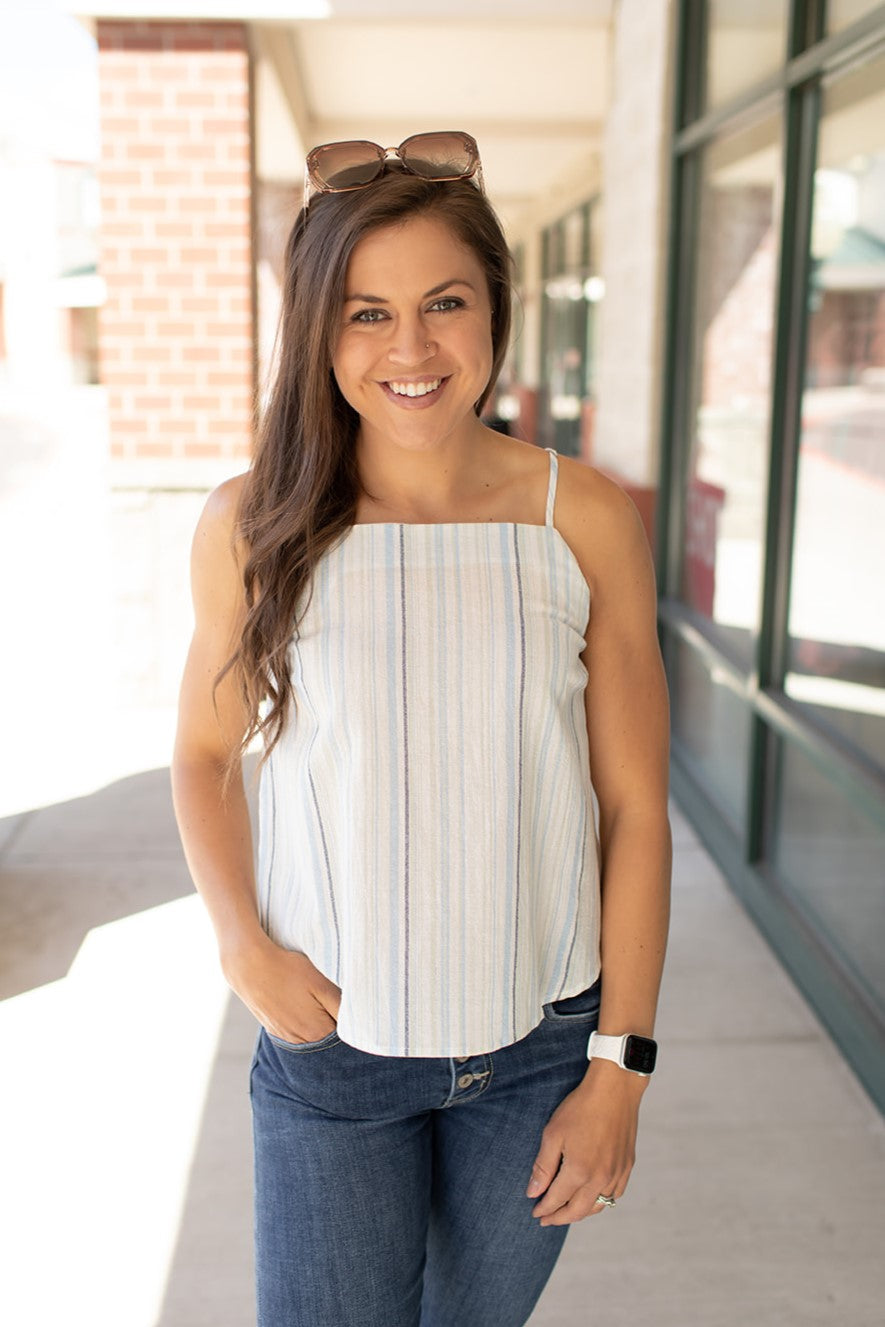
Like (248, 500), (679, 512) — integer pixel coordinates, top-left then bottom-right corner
(347, 446), (559, 532)
(338, 450), (591, 607)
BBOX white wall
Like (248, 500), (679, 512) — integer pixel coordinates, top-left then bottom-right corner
(593, 0), (675, 486)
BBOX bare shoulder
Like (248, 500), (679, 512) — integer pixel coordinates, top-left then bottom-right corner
(193, 469), (252, 569)
(187, 470), (255, 627)
(200, 469), (250, 530)
(176, 471), (253, 763)
(553, 454), (652, 601)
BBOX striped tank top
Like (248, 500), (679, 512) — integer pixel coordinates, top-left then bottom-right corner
(256, 446), (601, 1057)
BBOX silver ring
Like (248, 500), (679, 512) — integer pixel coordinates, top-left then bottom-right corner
(596, 1193), (616, 1208)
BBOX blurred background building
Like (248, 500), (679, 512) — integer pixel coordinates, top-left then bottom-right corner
(1, 0), (883, 1111)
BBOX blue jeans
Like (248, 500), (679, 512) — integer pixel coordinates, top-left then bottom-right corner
(249, 977), (602, 1327)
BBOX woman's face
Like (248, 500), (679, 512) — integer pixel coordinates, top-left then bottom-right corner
(332, 214), (494, 451)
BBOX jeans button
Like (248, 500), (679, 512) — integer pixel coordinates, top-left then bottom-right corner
(454, 1056), (470, 1063)
(456, 1073), (474, 1088)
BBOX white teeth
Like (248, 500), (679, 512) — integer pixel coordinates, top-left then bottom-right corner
(388, 378), (442, 398)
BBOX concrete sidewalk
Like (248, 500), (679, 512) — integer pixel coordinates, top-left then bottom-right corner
(1, 755), (883, 1326)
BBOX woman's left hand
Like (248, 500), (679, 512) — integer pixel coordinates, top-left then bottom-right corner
(525, 1062), (647, 1226)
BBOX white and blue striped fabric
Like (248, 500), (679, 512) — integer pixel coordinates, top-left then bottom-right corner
(256, 446), (601, 1057)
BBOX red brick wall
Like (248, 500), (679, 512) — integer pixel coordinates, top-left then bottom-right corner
(97, 20), (253, 465)
(697, 184), (776, 410)
(807, 289), (885, 389)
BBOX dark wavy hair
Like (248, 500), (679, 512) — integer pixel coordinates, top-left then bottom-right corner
(214, 166), (514, 796)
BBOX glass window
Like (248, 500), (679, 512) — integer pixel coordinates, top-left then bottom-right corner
(563, 207), (585, 270)
(826, 1), (885, 35)
(540, 202), (602, 459)
(766, 736), (885, 1014)
(704, 1), (789, 111)
(541, 275), (587, 456)
(584, 204), (604, 406)
(678, 115), (782, 665)
(667, 633), (751, 831)
(784, 53), (885, 771)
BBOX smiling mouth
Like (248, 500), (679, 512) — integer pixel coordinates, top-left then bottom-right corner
(379, 376), (449, 407)
(386, 377), (444, 398)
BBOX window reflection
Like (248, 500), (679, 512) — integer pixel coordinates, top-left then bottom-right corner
(540, 202), (602, 460)
(785, 55), (885, 770)
(826, 0), (885, 35)
(668, 632), (751, 831)
(704, 1), (788, 111)
(767, 737), (885, 1011)
(679, 115), (781, 663)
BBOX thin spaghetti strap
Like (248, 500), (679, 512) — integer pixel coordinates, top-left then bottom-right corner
(543, 447), (558, 527)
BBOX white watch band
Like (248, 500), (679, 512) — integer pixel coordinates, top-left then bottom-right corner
(586, 1031), (627, 1066)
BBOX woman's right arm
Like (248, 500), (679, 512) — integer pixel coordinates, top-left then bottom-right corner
(170, 476), (342, 1042)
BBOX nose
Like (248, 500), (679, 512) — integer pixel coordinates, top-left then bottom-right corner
(386, 317), (435, 366)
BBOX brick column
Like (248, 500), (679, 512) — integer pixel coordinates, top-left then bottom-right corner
(97, 20), (254, 472)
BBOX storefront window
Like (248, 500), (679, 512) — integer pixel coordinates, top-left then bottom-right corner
(584, 205), (604, 406)
(767, 737), (885, 1013)
(679, 115), (781, 664)
(668, 633), (751, 831)
(669, 0), (885, 1111)
(826, 1), (884, 35)
(784, 53), (885, 771)
(704, 1), (789, 111)
(540, 201), (602, 459)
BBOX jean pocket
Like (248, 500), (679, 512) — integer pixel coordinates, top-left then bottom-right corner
(541, 976), (602, 1023)
(264, 1026), (341, 1054)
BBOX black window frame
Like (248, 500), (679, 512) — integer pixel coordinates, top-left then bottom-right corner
(658, 0), (885, 1114)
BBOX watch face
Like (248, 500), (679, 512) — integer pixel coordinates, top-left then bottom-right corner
(623, 1035), (657, 1074)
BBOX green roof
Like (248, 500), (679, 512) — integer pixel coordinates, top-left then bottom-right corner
(822, 225), (885, 269)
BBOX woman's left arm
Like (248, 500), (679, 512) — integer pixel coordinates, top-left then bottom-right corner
(527, 468), (672, 1226)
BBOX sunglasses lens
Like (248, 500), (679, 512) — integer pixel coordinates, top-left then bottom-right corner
(400, 132), (476, 179)
(311, 141), (384, 190)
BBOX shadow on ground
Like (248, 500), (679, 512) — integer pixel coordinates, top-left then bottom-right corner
(0, 766), (194, 1000)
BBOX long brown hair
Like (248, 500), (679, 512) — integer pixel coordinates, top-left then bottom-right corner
(215, 167), (514, 796)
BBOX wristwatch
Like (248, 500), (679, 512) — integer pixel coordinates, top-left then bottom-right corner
(587, 1031), (658, 1076)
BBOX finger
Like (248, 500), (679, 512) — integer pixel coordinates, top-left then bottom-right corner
(533, 1161), (626, 1220)
(584, 1176), (629, 1215)
(525, 1141), (564, 1198)
(539, 1184), (620, 1227)
(316, 980), (342, 1013)
(531, 1163), (595, 1219)
(539, 1189), (603, 1227)
(588, 1171), (631, 1211)
(590, 1191), (617, 1213)
(311, 997), (339, 1024)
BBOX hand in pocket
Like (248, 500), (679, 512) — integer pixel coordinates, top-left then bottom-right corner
(223, 935), (342, 1044)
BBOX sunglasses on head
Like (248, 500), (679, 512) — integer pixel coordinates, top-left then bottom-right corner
(303, 131), (483, 209)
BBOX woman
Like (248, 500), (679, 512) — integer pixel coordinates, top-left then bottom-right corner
(171, 131), (671, 1327)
